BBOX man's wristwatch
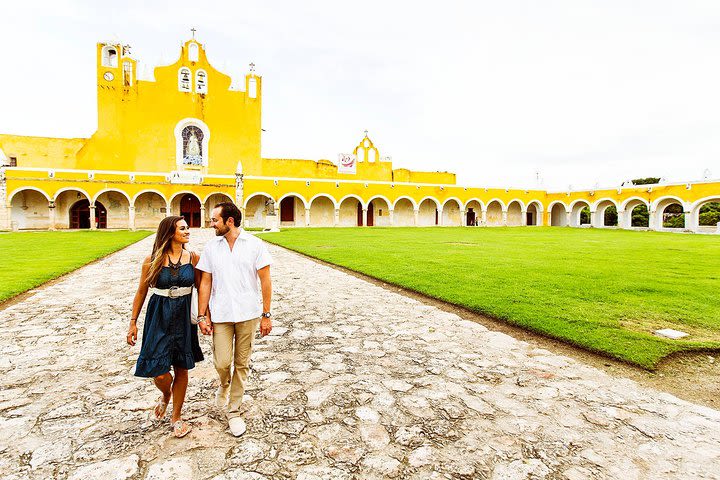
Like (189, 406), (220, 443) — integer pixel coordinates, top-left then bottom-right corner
(261, 312), (272, 319)
(197, 315), (207, 324)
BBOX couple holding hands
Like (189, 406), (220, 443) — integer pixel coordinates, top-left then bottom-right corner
(127, 202), (273, 438)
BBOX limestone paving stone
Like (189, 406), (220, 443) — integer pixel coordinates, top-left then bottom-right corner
(0, 229), (719, 478)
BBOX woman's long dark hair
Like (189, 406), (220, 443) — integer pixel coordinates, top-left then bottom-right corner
(146, 216), (185, 287)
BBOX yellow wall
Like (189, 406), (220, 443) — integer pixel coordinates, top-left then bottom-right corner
(76, 40), (262, 176)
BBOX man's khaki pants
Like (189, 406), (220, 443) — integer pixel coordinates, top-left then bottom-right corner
(212, 318), (260, 419)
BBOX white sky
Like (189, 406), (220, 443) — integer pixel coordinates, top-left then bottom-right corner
(1, 0), (720, 190)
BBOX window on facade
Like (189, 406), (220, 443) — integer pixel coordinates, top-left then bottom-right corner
(178, 67), (191, 92)
(182, 126), (204, 165)
(123, 61), (133, 86)
(188, 43), (199, 62)
(102, 46), (118, 68)
(196, 70), (207, 94)
(9, 156), (17, 167)
(248, 77), (257, 98)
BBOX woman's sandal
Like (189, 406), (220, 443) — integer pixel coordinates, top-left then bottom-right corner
(153, 397), (168, 420)
(172, 420), (192, 438)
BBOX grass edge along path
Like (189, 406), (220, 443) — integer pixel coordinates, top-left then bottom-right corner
(261, 227), (720, 370)
(0, 230), (153, 303)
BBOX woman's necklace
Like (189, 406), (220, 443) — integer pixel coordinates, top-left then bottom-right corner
(168, 251), (183, 276)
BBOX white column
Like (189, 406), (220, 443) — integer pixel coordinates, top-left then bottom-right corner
(200, 206), (206, 228)
(48, 201), (56, 231)
(481, 209), (487, 226)
(565, 211), (571, 227)
(537, 210), (544, 226)
(413, 208), (419, 226)
(389, 209), (395, 226)
(438, 209), (444, 226)
(521, 210), (528, 226)
(165, 202), (172, 217)
(461, 209), (467, 226)
(363, 208), (368, 226)
(618, 209), (630, 229)
(684, 211), (695, 233)
(89, 204), (97, 230)
(334, 208), (340, 227)
(304, 208), (310, 227)
(502, 210), (508, 226)
(648, 210), (658, 230)
(128, 206), (135, 231)
(589, 210), (596, 228)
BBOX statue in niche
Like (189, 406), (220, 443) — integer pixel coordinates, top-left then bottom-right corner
(265, 198), (276, 216)
(182, 126), (204, 165)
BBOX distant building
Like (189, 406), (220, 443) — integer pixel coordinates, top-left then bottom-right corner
(1, 37), (718, 232)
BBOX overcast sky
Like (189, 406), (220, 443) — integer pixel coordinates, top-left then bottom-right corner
(2, 0), (720, 190)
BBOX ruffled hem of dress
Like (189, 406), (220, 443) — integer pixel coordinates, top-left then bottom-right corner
(134, 352), (198, 378)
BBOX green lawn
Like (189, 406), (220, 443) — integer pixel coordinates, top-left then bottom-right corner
(0, 230), (152, 302)
(262, 227), (720, 369)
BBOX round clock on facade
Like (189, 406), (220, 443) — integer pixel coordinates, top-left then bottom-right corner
(103, 71), (114, 81)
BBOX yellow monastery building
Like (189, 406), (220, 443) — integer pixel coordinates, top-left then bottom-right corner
(1, 37), (719, 233)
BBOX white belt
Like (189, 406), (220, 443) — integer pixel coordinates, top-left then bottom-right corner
(151, 286), (193, 298)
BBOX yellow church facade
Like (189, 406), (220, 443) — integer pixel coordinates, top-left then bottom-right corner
(1, 37), (719, 233)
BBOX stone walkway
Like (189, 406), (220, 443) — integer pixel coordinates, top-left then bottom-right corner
(1, 229), (719, 480)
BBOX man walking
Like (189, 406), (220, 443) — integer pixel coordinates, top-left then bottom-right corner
(196, 201), (273, 437)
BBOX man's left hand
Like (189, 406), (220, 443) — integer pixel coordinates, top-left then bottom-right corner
(259, 317), (272, 337)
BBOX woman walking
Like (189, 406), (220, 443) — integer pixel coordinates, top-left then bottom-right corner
(127, 216), (209, 438)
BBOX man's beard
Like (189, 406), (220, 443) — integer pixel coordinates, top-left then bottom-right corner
(214, 225), (229, 236)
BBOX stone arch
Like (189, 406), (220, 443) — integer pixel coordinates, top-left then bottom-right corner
(464, 199), (484, 226)
(310, 195), (336, 227)
(170, 192), (202, 228)
(653, 196), (687, 230)
(338, 194), (366, 209)
(132, 189), (167, 205)
(9, 188), (51, 230)
(69, 199), (107, 229)
(133, 191), (167, 229)
(278, 193), (308, 227)
(309, 194), (339, 209)
(417, 198), (439, 226)
(506, 200), (524, 226)
(526, 200), (543, 226)
(549, 201), (569, 226)
(338, 195), (363, 226)
(569, 199), (592, 227)
(620, 196), (649, 212)
(54, 189), (91, 229)
(621, 197), (650, 228)
(8, 186), (51, 204)
(393, 197), (415, 226)
(244, 193), (274, 228)
(367, 196), (391, 227)
(393, 196), (418, 210)
(486, 199), (504, 226)
(441, 198), (462, 226)
(53, 187), (91, 203)
(690, 196), (720, 232)
(592, 198), (619, 227)
(95, 189), (131, 229)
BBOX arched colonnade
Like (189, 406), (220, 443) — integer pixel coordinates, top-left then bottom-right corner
(7, 187), (233, 230)
(8, 187), (718, 233)
(241, 193), (547, 228)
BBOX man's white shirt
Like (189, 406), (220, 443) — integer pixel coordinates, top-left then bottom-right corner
(196, 229), (273, 323)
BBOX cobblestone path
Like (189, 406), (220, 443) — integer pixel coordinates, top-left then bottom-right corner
(1, 230), (719, 479)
